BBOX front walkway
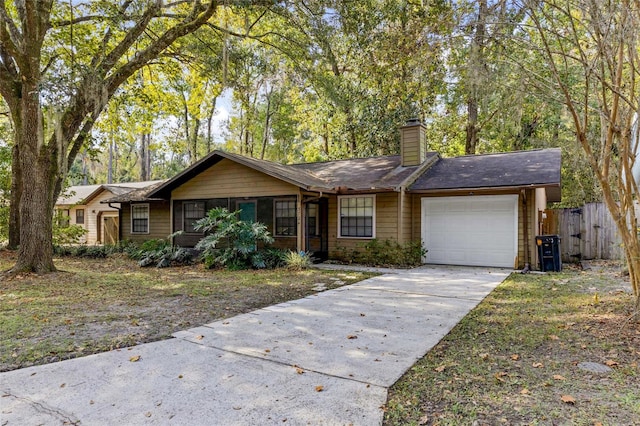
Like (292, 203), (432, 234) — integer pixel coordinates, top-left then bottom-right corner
(1, 265), (509, 425)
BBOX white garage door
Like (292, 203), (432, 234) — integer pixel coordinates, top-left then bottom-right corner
(421, 195), (518, 268)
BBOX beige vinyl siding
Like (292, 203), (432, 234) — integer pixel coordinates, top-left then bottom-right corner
(399, 191), (413, 244)
(518, 188), (538, 270)
(72, 190), (120, 245)
(68, 206), (88, 244)
(327, 192), (400, 258)
(172, 159), (299, 200)
(121, 201), (171, 243)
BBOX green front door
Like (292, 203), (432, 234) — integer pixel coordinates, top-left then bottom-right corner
(237, 201), (257, 223)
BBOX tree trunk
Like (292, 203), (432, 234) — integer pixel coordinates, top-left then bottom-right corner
(465, 0), (487, 155)
(8, 143), (21, 250)
(260, 93), (272, 160)
(139, 133), (149, 181)
(12, 88), (56, 273)
(206, 97), (217, 153)
(465, 99), (479, 155)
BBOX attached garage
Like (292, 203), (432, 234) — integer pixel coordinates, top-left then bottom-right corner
(421, 195), (518, 268)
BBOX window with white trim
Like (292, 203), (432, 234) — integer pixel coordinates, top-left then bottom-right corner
(183, 201), (206, 233)
(275, 199), (297, 236)
(131, 204), (149, 234)
(338, 195), (375, 238)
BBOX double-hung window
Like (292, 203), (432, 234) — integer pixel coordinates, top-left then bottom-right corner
(183, 201), (206, 233)
(131, 204), (149, 234)
(75, 209), (85, 225)
(275, 199), (297, 236)
(338, 195), (375, 238)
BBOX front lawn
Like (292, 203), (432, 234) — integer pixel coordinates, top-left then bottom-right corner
(0, 250), (375, 372)
(384, 263), (640, 425)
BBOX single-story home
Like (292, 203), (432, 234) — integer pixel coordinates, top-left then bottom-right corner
(105, 120), (561, 269)
(56, 181), (164, 245)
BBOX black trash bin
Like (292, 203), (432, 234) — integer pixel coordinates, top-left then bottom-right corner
(535, 235), (562, 272)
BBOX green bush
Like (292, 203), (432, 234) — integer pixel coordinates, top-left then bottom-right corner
(138, 246), (195, 268)
(52, 224), (87, 245)
(194, 207), (274, 269)
(334, 239), (426, 267)
(53, 244), (119, 258)
(284, 250), (313, 270)
(124, 239), (169, 260)
(260, 248), (288, 269)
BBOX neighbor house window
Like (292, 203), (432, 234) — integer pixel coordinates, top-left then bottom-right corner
(184, 201), (206, 233)
(131, 204), (149, 234)
(76, 209), (85, 225)
(56, 209), (70, 227)
(275, 199), (297, 236)
(338, 195), (375, 238)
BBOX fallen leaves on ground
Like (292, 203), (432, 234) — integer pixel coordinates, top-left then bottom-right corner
(129, 355), (141, 362)
(561, 395), (576, 404)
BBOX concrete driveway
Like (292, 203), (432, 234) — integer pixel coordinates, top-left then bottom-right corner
(1, 265), (509, 425)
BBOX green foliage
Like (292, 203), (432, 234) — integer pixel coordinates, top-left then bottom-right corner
(335, 239), (426, 268)
(138, 246), (195, 268)
(53, 244), (120, 259)
(194, 207), (274, 270)
(284, 250), (313, 270)
(0, 143), (11, 243)
(52, 224), (87, 246)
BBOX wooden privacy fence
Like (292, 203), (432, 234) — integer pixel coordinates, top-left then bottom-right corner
(546, 203), (634, 262)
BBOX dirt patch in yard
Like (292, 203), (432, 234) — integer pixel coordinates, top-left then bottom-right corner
(0, 250), (375, 372)
(384, 261), (640, 426)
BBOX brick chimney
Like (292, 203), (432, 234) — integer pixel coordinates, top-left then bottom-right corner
(400, 118), (427, 166)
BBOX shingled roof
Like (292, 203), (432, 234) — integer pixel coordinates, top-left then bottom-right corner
(290, 153), (439, 191)
(57, 181), (164, 206)
(147, 150), (438, 198)
(101, 180), (168, 203)
(409, 148), (561, 201)
(105, 148), (561, 203)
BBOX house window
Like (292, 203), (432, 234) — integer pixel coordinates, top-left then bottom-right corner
(338, 195), (375, 238)
(184, 201), (206, 233)
(131, 204), (149, 234)
(56, 209), (70, 227)
(76, 209), (85, 225)
(275, 199), (297, 236)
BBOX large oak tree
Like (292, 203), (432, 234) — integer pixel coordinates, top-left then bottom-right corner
(0, 0), (269, 273)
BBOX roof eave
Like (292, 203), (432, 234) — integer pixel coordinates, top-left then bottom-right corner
(408, 182), (561, 195)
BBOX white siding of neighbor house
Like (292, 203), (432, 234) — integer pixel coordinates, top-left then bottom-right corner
(70, 191), (120, 244)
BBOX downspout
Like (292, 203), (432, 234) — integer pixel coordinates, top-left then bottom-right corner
(108, 203), (122, 244)
(520, 190), (531, 273)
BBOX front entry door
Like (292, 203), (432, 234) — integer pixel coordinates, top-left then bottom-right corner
(237, 201), (257, 223)
(305, 199), (328, 260)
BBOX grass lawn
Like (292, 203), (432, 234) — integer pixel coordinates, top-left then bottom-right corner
(0, 250), (375, 372)
(384, 262), (640, 425)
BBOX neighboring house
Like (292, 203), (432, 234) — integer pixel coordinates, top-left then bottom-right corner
(107, 120), (562, 269)
(56, 181), (164, 245)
